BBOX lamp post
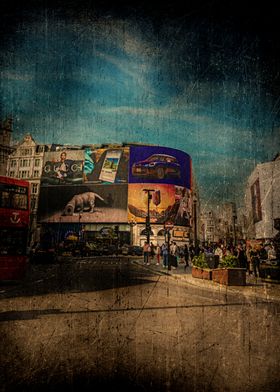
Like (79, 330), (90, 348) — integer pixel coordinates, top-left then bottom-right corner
(231, 202), (237, 246)
(143, 189), (155, 244)
(193, 197), (198, 246)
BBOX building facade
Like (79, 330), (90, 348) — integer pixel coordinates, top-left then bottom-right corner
(6, 134), (47, 243)
(244, 154), (280, 240)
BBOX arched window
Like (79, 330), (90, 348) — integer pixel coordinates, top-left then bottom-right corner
(140, 229), (154, 236)
(157, 229), (165, 237)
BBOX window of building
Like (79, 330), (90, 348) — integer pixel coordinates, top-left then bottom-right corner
(36, 145), (45, 153)
(140, 229), (154, 236)
(20, 170), (29, 178)
(9, 171), (15, 178)
(21, 148), (33, 156)
(34, 158), (41, 167)
(11, 160), (17, 167)
(34, 170), (40, 177)
(22, 159), (30, 167)
(31, 183), (39, 194)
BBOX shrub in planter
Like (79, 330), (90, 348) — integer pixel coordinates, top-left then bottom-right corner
(212, 255), (246, 286)
(218, 255), (239, 268)
(192, 253), (212, 280)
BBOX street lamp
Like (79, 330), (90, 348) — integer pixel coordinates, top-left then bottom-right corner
(231, 202), (237, 246)
(143, 189), (155, 244)
(193, 197), (198, 246)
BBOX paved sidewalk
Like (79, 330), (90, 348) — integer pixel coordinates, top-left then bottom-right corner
(133, 259), (280, 303)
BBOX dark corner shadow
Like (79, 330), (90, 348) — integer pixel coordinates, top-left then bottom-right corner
(0, 309), (63, 321)
(0, 300), (276, 323)
(0, 261), (159, 300)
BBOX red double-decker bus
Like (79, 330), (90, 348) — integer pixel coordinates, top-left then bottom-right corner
(0, 176), (30, 280)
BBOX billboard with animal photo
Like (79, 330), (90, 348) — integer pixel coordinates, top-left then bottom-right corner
(37, 184), (128, 223)
(128, 183), (192, 226)
(129, 145), (192, 189)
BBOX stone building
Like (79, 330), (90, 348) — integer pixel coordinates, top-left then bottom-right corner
(6, 134), (47, 243)
(244, 154), (280, 240)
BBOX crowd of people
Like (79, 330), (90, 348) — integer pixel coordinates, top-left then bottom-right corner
(142, 240), (277, 276)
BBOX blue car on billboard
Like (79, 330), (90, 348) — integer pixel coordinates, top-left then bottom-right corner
(131, 154), (181, 180)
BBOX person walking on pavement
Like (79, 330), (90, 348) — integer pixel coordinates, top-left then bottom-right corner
(155, 243), (161, 265)
(250, 246), (260, 277)
(161, 242), (168, 268)
(170, 241), (178, 269)
(143, 241), (151, 265)
(237, 243), (247, 269)
(150, 242), (155, 262)
(184, 244), (189, 270)
(246, 244), (253, 275)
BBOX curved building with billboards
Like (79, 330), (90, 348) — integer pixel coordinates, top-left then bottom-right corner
(37, 143), (193, 248)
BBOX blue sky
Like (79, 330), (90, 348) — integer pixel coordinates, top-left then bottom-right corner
(0, 1), (279, 208)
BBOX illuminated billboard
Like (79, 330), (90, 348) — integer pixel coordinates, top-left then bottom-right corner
(38, 184), (128, 224)
(128, 183), (192, 226)
(129, 145), (191, 189)
(37, 144), (192, 227)
(41, 150), (84, 186)
(83, 147), (129, 184)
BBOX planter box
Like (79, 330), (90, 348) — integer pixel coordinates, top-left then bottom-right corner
(259, 264), (280, 283)
(192, 266), (212, 280)
(212, 268), (246, 286)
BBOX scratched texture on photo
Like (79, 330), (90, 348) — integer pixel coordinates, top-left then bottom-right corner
(0, 1), (279, 391)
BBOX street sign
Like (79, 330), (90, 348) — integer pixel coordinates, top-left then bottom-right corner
(164, 221), (174, 230)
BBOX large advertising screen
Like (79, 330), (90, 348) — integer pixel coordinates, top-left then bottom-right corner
(129, 146), (191, 189)
(128, 183), (192, 226)
(38, 184), (128, 223)
(41, 150), (84, 186)
(38, 145), (192, 226)
(83, 147), (129, 184)
(41, 147), (129, 186)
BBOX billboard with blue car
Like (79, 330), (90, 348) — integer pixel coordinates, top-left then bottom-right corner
(129, 145), (191, 189)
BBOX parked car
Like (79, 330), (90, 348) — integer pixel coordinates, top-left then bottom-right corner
(128, 245), (143, 256)
(131, 154), (181, 180)
(121, 244), (143, 256)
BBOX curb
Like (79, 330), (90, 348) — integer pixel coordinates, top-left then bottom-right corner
(132, 260), (280, 303)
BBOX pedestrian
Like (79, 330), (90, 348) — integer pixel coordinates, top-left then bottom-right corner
(246, 244), (252, 274)
(189, 244), (195, 262)
(250, 246), (260, 277)
(170, 241), (178, 269)
(237, 244), (247, 269)
(161, 242), (168, 268)
(267, 244), (277, 262)
(150, 242), (155, 262)
(143, 241), (151, 265)
(184, 244), (189, 269)
(214, 244), (223, 261)
(156, 243), (161, 265)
